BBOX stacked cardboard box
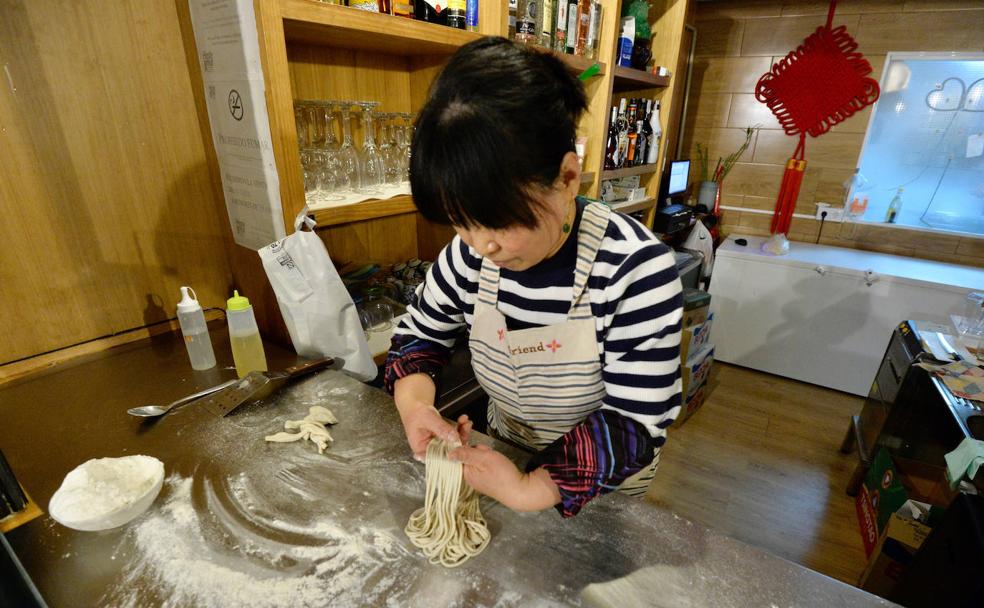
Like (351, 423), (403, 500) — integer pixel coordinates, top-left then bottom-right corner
(673, 289), (714, 428)
(855, 448), (950, 600)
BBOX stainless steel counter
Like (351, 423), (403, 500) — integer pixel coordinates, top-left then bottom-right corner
(0, 327), (896, 607)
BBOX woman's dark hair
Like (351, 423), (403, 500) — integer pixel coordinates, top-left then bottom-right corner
(410, 36), (588, 229)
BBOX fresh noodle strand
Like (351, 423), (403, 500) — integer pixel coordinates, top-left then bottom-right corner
(404, 439), (491, 567)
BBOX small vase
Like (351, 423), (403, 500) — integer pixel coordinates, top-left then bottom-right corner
(697, 181), (718, 211)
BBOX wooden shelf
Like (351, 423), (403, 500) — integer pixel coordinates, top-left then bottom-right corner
(608, 197), (656, 215)
(310, 195), (417, 227)
(550, 50), (606, 77)
(600, 164), (659, 180)
(612, 66), (670, 92)
(280, 0), (482, 54)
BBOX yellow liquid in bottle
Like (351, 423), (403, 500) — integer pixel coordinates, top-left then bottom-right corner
(230, 332), (268, 378)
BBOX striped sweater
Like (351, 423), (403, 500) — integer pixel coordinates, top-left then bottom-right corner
(386, 200), (683, 515)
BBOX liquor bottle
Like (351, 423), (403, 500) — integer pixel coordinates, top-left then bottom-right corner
(377, 0), (391, 13)
(415, 0), (447, 25)
(625, 99), (639, 167)
(466, 0), (478, 30)
(349, 0), (380, 11)
(447, 0), (467, 28)
(564, 0), (578, 54)
(585, 0), (602, 59)
(539, 0), (553, 47)
(634, 120), (646, 166)
(508, 0), (517, 38)
(639, 99), (653, 164)
(574, 0), (590, 56)
(553, 0), (568, 51)
(515, 0), (537, 44)
(604, 106), (619, 170)
(616, 98), (628, 169)
(645, 100), (662, 164)
(393, 0), (414, 18)
(885, 188), (904, 223)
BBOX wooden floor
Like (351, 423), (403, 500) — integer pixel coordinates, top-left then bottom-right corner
(646, 363), (868, 585)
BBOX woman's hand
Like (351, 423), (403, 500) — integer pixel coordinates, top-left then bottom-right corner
(397, 402), (459, 461)
(449, 444), (561, 512)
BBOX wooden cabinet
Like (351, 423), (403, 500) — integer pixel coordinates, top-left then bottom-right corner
(219, 0), (691, 341)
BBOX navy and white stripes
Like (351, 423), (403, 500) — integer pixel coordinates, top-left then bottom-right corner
(394, 203), (684, 441)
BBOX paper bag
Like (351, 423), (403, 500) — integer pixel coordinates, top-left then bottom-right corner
(259, 209), (377, 381)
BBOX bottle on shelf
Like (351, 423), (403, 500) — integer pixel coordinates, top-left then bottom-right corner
(176, 286), (216, 371)
(564, 0), (578, 54)
(348, 0), (380, 12)
(227, 290), (268, 379)
(625, 100), (638, 165)
(393, 0), (414, 18)
(508, 0), (517, 38)
(885, 187), (904, 223)
(377, 0), (391, 13)
(574, 0), (591, 56)
(539, 0), (553, 47)
(514, 0), (537, 44)
(604, 106), (619, 170)
(639, 99), (653, 165)
(415, 0), (447, 26)
(645, 100), (662, 165)
(465, 0), (478, 30)
(553, 0), (568, 51)
(616, 98), (629, 169)
(585, 0), (602, 59)
(446, 0), (467, 28)
(634, 118), (646, 166)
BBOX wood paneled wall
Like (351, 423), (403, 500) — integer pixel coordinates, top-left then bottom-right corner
(0, 0), (234, 364)
(685, 0), (984, 265)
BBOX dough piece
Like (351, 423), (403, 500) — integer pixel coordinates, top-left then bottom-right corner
(264, 406), (337, 453)
(404, 439), (491, 568)
(306, 406), (338, 425)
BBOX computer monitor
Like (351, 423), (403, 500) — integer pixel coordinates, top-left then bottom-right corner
(667, 160), (690, 195)
(658, 159), (691, 208)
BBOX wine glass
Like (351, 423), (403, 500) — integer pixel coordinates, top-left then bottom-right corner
(336, 101), (362, 195)
(355, 101), (385, 195)
(398, 113), (413, 184)
(378, 114), (402, 186)
(295, 104), (319, 202)
(316, 102), (344, 201)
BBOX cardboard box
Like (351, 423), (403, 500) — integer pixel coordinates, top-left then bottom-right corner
(671, 380), (707, 428)
(856, 448), (909, 556)
(682, 288), (710, 329)
(859, 507), (933, 599)
(682, 345), (714, 399)
(681, 314), (713, 362)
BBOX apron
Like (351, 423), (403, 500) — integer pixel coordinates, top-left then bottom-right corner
(468, 202), (659, 497)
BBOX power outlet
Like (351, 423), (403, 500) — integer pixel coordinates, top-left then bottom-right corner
(815, 202), (844, 222)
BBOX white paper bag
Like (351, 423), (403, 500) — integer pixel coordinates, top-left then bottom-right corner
(681, 220), (715, 277)
(259, 209), (377, 381)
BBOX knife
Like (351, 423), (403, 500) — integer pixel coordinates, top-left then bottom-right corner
(201, 356), (335, 417)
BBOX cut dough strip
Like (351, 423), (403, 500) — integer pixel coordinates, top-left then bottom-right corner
(264, 406), (337, 454)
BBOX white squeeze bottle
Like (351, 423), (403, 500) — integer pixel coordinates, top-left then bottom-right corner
(226, 290), (267, 378)
(177, 286), (216, 370)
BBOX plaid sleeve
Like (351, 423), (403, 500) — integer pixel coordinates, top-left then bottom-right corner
(382, 332), (452, 394)
(525, 409), (656, 518)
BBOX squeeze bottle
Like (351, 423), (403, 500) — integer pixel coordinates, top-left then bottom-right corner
(226, 290), (267, 378)
(176, 286), (216, 370)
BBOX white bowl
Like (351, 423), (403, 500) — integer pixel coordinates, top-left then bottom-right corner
(49, 455), (165, 531)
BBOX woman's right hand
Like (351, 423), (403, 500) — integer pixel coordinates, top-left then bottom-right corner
(398, 402), (459, 461)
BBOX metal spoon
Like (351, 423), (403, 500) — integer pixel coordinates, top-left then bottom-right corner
(127, 379), (239, 418)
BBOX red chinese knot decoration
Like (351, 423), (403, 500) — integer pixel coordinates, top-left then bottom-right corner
(755, 1), (880, 236)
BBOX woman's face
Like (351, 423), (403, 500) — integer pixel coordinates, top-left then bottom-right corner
(453, 153), (581, 272)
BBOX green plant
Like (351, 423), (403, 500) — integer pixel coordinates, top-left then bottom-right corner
(696, 126), (757, 183)
(623, 0), (652, 40)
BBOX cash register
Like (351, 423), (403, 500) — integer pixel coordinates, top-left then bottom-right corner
(653, 159), (694, 234)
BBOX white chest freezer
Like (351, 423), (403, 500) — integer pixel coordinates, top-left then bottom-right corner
(708, 235), (984, 396)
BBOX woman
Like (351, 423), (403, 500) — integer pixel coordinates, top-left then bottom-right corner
(385, 37), (683, 517)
